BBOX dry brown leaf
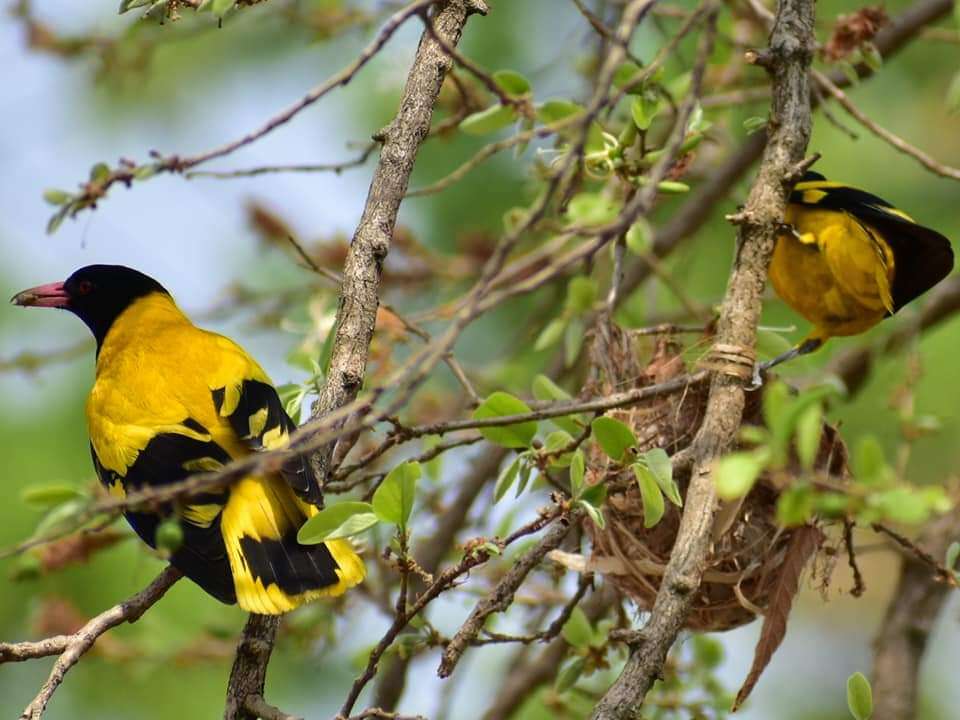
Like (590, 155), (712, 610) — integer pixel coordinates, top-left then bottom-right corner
(823, 6), (888, 62)
(733, 524), (824, 711)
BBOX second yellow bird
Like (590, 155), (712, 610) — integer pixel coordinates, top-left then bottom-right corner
(761, 171), (953, 374)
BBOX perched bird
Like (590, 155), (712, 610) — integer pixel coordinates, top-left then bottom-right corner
(760, 171), (954, 377)
(12, 265), (364, 614)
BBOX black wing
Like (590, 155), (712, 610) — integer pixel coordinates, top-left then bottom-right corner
(90, 422), (237, 605)
(212, 379), (321, 505)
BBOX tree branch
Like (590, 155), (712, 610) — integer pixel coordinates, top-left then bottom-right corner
(5, 567), (181, 720)
(871, 508), (960, 720)
(222, 1), (488, 717)
(589, 0), (814, 714)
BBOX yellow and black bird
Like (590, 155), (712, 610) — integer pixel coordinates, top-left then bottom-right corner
(12, 265), (364, 614)
(760, 171), (954, 377)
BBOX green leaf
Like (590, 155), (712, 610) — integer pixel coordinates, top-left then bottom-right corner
(565, 277), (598, 314)
(946, 541), (960, 572)
(666, 71), (692, 98)
(372, 461), (421, 530)
(31, 499), (88, 540)
(561, 607), (593, 648)
(641, 449), (680, 506)
(777, 484), (815, 526)
(625, 218), (653, 255)
(564, 318), (585, 368)
(656, 180), (689, 194)
(947, 70), (960, 115)
(633, 463), (665, 527)
(43, 189), (71, 206)
(297, 501), (378, 544)
(276, 383), (305, 424)
(715, 450), (768, 500)
(534, 317), (567, 351)
(460, 104), (517, 135)
(591, 416), (637, 462)
(847, 672), (873, 720)
(493, 69), (531, 97)
(473, 392), (538, 449)
(837, 60), (860, 85)
(515, 461), (534, 498)
(21, 484), (87, 510)
(743, 116), (767, 134)
(155, 519), (183, 554)
(531, 374), (582, 436)
(543, 430), (574, 467)
(692, 636), (724, 669)
(580, 481), (606, 508)
(567, 192), (620, 226)
(871, 488), (930, 525)
(795, 403), (822, 470)
(630, 94), (659, 131)
(211, 0), (237, 16)
(494, 457), (522, 503)
(555, 656), (586, 693)
(89, 163), (111, 183)
(613, 61), (644, 93)
(536, 99), (584, 124)
(570, 450), (585, 498)
(862, 42), (883, 70)
(579, 498), (606, 529)
(853, 435), (890, 485)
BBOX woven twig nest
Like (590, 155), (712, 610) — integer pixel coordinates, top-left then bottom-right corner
(580, 318), (847, 632)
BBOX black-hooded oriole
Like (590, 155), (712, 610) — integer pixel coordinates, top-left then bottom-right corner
(12, 265), (364, 614)
(759, 171), (954, 377)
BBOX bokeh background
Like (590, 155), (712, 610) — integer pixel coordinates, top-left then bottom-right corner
(2, 0), (959, 718)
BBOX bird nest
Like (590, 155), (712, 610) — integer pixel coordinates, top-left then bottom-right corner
(578, 319), (847, 632)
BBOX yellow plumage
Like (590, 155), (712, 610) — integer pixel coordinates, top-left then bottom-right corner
(83, 287), (364, 613)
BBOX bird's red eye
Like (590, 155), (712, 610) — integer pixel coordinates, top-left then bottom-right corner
(77, 280), (93, 295)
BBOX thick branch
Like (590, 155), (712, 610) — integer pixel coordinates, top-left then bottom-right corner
(589, 0), (815, 715)
(222, 2), (488, 718)
(871, 509), (960, 720)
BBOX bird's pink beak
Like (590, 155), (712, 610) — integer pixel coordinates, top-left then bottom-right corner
(10, 281), (70, 308)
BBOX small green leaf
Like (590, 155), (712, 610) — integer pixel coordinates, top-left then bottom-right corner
(947, 70), (960, 115)
(862, 42), (883, 70)
(579, 498), (606, 529)
(567, 192), (620, 226)
(871, 488), (930, 525)
(625, 218), (653, 255)
(580, 481), (606, 508)
(715, 450), (768, 500)
(561, 607), (593, 648)
(473, 392), (538, 449)
(21, 484), (86, 510)
(613, 61), (644, 93)
(211, 0), (236, 16)
(531, 374), (582, 435)
(43, 189), (71, 206)
(795, 403), (822, 470)
(666, 71), (692, 98)
(155, 519), (184, 554)
(837, 60), (860, 85)
(642, 448), (680, 506)
(372, 461), (421, 530)
(298, 501), (378, 544)
(134, 164), (159, 181)
(656, 180), (689, 194)
(847, 672), (873, 720)
(89, 163), (111, 183)
(743, 116), (767, 134)
(31, 499), (88, 540)
(276, 383), (305, 424)
(515, 461), (533, 498)
(564, 318), (585, 367)
(692, 636), (724, 669)
(493, 69), (531, 97)
(460, 105), (517, 135)
(543, 430), (574, 467)
(778, 484), (815, 526)
(853, 435), (890, 485)
(591, 416), (637, 462)
(946, 541), (960, 572)
(555, 656), (586, 693)
(570, 450), (585, 498)
(630, 94), (659, 131)
(633, 463), (665, 527)
(494, 457), (522, 503)
(565, 277), (598, 314)
(536, 99), (584, 124)
(534, 317), (567, 351)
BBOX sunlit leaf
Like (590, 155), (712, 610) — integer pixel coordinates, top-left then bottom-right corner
(591, 416), (637, 462)
(372, 461), (421, 530)
(633, 463), (665, 527)
(847, 672), (873, 720)
(473, 392), (538, 449)
(298, 502), (378, 544)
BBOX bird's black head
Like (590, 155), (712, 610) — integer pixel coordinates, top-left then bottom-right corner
(11, 265), (169, 347)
